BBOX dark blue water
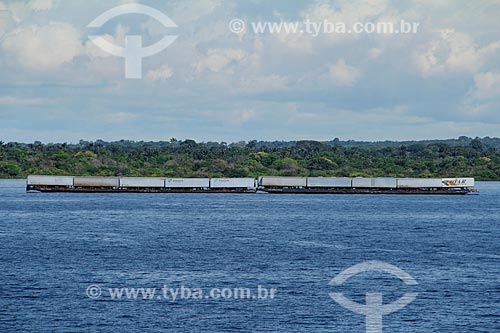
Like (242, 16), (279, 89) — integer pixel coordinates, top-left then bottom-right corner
(1, 179), (499, 332)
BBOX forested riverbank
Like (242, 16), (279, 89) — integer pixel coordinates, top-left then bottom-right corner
(1, 137), (499, 180)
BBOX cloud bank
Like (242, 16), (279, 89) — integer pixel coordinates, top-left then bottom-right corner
(0, 0), (499, 143)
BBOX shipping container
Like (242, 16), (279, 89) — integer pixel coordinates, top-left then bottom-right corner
(259, 177), (307, 187)
(441, 178), (475, 188)
(119, 177), (165, 188)
(165, 178), (210, 188)
(210, 178), (256, 188)
(27, 175), (74, 186)
(306, 177), (352, 188)
(74, 177), (119, 187)
(351, 178), (372, 188)
(397, 178), (442, 188)
(371, 177), (397, 188)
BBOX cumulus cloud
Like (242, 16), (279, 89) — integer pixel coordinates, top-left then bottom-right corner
(85, 24), (129, 59)
(0, 0), (54, 25)
(194, 48), (245, 73)
(276, 33), (313, 53)
(368, 47), (382, 59)
(463, 71), (500, 116)
(459, 71), (500, 119)
(2, 22), (83, 71)
(147, 65), (174, 81)
(473, 72), (500, 99)
(415, 29), (500, 77)
(328, 59), (362, 86)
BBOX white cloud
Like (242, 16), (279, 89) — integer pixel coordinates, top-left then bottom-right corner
(2, 22), (83, 71)
(368, 47), (382, 59)
(194, 48), (245, 73)
(460, 71), (500, 118)
(3, 2), (29, 23)
(462, 71), (500, 117)
(328, 59), (362, 86)
(147, 65), (174, 81)
(415, 29), (500, 77)
(273, 28), (313, 53)
(473, 72), (500, 99)
(0, 0), (53, 24)
(85, 24), (129, 59)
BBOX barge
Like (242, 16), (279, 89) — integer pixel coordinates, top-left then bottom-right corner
(26, 176), (476, 195)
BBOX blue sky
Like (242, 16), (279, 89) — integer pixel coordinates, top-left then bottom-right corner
(0, 0), (499, 143)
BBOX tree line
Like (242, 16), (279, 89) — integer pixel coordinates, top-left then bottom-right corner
(0, 137), (499, 180)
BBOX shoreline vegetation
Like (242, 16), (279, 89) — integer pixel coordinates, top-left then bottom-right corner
(1, 136), (499, 180)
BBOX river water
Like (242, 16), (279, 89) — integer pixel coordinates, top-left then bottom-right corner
(1, 179), (499, 332)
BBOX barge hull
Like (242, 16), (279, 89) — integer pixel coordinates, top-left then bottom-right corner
(26, 186), (257, 193)
(27, 185), (471, 195)
(263, 188), (471, 195)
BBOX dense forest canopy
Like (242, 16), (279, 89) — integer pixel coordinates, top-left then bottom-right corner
(0, 137), (499, 180)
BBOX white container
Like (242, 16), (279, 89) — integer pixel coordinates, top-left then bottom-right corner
(371, 177), (397, 188)
(119, 177), (165, 188)
(441, 178), (475, 187)
(27, 175), (73, 186)
(165, 178), (210, 188)
(74, 177), (119, 187)
(210, 178), (256, 188)
(259, 177), (307, 187)
(397, 178), (442, 188)
(306, 177), (352, 188)
(352, 178), (372, 188)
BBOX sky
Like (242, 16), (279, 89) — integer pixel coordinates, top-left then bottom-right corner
(0, 0), (499, 143)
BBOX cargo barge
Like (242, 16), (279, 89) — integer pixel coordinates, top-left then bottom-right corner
(258, 177), (475, 195)
(26, 176), (476, 195)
